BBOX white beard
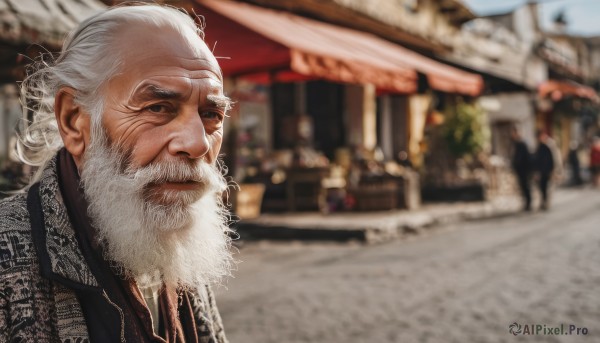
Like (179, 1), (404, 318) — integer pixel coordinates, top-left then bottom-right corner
(80, 131), (234, 289)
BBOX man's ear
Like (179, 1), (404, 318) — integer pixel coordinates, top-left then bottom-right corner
(55, 87), (91, 168)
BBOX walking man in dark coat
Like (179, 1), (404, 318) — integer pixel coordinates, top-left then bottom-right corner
(511, 127), (532, 211)
(567, 141), (583, 186)
(535, 130), (555, 210)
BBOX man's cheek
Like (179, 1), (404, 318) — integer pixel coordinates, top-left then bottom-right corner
(207, 132), (223, 163)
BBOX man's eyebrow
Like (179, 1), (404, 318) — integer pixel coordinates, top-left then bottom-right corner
(133, 84), (183, 102)
(207, 94), (233, 111)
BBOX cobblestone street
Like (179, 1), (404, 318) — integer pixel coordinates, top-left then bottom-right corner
(216, 188), (600, 343)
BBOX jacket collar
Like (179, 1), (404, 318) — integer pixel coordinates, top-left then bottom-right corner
(37, 154), (100, 290)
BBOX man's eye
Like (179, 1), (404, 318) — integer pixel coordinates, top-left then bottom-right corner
(201, 111), (223, 121)
(146, 104), (171, 113)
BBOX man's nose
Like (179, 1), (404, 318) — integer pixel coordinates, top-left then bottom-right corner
(167, 113), (210, 159)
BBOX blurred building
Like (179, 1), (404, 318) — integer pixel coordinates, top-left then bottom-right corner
(446, 4), (544, 164)
(536, 32), (599, 158)
(446, 2), (599, 192)
(0, 0), (106, 191)
(1, 0), (598, 210)
(188, 0), (489, 209)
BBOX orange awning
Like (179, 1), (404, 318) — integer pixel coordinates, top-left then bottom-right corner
(195, 0), (483, 96)
(539, 80), (599, 103)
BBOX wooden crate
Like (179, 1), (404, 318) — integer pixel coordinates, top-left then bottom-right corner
(349, 181), (398, 211)
(233, 183), (266, 219)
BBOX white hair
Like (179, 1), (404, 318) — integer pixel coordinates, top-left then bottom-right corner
(15, 3), (205, 181)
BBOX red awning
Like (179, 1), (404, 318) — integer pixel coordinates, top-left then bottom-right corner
(538, 80), (599, 103)
(195, 0), (483, 96)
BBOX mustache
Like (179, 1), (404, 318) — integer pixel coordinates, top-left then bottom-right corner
(130, 160), (207, 183)
(124, 158), (227, 193)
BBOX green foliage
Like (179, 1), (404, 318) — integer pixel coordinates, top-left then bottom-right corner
(442, 101), (488, 158)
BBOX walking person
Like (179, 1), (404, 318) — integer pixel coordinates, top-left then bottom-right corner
(510, 127), (532, 211)
(534, 130), (555, 210)
(567, 141), (583, 186)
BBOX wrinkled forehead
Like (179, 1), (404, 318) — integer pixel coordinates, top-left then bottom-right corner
(112, 22), (222, 82)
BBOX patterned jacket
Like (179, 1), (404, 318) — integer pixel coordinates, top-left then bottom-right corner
(0, 157), (228, 342)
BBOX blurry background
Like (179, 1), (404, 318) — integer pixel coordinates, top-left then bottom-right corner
(1, 0), (600, 206)
(1, 0), (600, 342)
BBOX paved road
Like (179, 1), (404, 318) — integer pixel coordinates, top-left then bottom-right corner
(216, 188), (600, 343)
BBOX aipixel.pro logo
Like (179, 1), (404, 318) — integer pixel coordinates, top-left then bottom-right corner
(509, 322), (588, 336)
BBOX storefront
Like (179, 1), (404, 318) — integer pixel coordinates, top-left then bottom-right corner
(194, 0), (482, 214)
(537, 79), (600, 157)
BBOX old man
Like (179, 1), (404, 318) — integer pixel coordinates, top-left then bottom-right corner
(0, 3), (233, 342)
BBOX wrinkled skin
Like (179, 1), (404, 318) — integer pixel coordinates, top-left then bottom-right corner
(57, 23), (230, 201)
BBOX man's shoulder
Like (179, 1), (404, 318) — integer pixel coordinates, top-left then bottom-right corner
(0, 192), (38, 273)
(0, 191), (31, 231)
(0, 194), (62, 342)
(0, 192), (31, 232)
